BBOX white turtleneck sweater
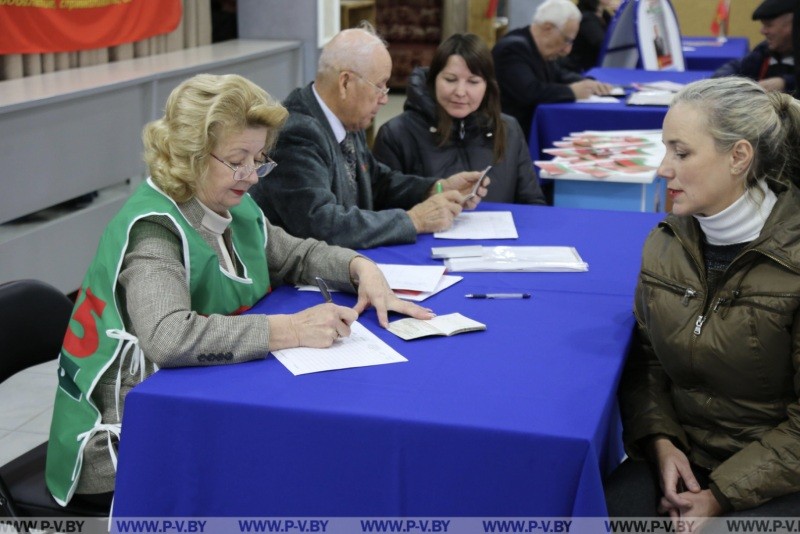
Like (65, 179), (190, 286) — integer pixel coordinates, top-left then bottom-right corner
(694, 180), (777, 246)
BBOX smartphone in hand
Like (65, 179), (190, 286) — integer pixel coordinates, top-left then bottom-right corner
(465, 165), (491, 202)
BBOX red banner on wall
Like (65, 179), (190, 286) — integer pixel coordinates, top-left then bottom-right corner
(0, 0), (182, 54)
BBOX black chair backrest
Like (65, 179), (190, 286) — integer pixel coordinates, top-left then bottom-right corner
(0, 279), (73, 383)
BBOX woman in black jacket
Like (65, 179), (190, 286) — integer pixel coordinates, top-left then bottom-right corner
(372, 33), (546, 205)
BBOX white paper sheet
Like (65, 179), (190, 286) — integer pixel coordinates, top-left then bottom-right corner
(271, 321), (407, 376)
(577, 95), (621, 103)
(626, 91), (674, 106)
(296, 264), (446, 295)
(434, 211), (519, 240)
(634, 80), (685, 92)
(377, 264), (446, 292)
(393, 274), (463, 302)
(296, 272), (459, 302)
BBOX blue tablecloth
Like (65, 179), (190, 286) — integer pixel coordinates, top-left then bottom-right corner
(682, 36), (749, 71)
(529, 67), (712, 163)
(113, 203), (665, 518)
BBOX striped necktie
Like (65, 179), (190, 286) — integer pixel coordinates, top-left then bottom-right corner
(340, 132), (358, 186)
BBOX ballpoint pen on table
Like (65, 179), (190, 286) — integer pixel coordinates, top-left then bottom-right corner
(315, 276), (333, 303)
(465, 293), (531, 299)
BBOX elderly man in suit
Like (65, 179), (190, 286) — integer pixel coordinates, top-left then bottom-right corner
(250, 25), (486, 249)
(492, 0), (613, 141)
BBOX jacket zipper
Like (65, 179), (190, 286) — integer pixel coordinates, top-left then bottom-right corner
(641, 269), (699, 305)
(689, 249), (800, 336)
(695, 296), (732, 334)
(693, 314), (707, 335)
(754, 249), (800, 276)
(452, 122), (474, 171)
(666, 224), (708, 337)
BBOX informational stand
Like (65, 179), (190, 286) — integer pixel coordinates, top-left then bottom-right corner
(600, 0), (684, 71)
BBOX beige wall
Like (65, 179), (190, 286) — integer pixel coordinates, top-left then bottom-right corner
(442, 0), (498, 47)
(671, 0), (763, 48)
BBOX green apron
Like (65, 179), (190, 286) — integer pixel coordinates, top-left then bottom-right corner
(46, 179), (269, 505)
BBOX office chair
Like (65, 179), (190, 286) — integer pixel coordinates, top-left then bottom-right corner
(0, 279), (108, 518)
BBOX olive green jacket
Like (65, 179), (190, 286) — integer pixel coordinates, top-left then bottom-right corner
(620, 179), (800, 510)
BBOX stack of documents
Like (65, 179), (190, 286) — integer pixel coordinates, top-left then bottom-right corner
(433, 245), (588, 272)
(576, 86), (626, 103)
(375, 264), (462, 301)
(631, 80), (685, 92)
(626, 91), (675, 106)
(535, 130), (664, 182)
(626, 81), (684, 107)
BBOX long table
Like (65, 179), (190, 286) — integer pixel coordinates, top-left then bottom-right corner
(528, 67), (712, 162)
(112, 203), (664, 518)
(682, 36), (749, 71)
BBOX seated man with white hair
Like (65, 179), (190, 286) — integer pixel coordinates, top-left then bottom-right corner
(492, 0), (613, 141)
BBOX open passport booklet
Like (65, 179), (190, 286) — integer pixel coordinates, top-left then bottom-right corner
(388, 313), (486, 341)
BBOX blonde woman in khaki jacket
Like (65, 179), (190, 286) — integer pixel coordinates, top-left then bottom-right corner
(605, 77), (800, 523)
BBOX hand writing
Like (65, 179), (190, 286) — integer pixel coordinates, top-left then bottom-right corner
(407, 191), (463, 233)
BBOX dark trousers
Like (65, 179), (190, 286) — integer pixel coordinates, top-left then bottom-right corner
(72, 491), (114, 509)
(605, 458), (800, 517)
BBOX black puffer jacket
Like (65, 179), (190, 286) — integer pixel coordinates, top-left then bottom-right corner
(372, 67), (546, 205)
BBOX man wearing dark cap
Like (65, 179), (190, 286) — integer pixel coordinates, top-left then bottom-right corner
(712, 0), (795, 93)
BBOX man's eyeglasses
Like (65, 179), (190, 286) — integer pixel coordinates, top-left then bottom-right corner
(211, 153), (277, 181)
(347, 70), (390, 97)
(557, 27), (575, 46)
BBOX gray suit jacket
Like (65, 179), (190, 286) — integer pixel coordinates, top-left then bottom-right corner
(251, 83), (439, 249)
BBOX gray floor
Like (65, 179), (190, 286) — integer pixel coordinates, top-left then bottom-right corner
(0, 359), (57, 466)
(0, 93), (408, 467)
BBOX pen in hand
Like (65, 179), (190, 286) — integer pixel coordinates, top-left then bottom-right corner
(465, 165), (491, 203)
(466, 293), (531, 299)
(315, 277), (333, 303)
